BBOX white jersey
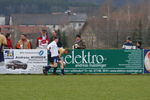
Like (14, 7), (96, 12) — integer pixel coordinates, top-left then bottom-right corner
(47, 41), (58, 57)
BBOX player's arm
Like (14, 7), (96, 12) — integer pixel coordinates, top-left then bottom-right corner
(47, 43), (52, 50)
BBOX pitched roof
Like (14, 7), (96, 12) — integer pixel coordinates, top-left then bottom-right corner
(11, 13), (87, 25)
(69, 13), (87, 22)
(12, 14), (69, 25)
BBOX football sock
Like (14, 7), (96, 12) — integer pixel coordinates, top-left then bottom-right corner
(61, 69), (64, 75)
(53, 67), (57, 73)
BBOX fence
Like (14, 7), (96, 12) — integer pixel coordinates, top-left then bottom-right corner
(0, 49), (149, 74)
(49, 49), (144, 74)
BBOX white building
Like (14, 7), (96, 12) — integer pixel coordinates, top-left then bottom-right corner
(0, 16), (5, 25)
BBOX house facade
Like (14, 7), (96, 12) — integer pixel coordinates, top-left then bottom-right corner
(10, 13), (87, 33)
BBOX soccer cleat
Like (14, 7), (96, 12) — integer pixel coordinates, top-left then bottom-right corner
(60, 73), (65, 76)
(61, 69), (65, 75)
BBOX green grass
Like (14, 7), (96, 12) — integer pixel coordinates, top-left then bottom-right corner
(0, 75), (150, 100)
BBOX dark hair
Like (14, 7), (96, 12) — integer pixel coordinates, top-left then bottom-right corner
(126, 36), (131, 41)
(137, 41), (142, 45)
(5, 33), (11, 38)
(53, 37), (58, 40)
(21, 34), (27, 37)
(42, 30), (47, 32)
(76, 34), (81, 38)
(0, 28), (1, 32)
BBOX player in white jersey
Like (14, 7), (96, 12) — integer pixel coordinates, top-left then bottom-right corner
(43, 37), (59, 75)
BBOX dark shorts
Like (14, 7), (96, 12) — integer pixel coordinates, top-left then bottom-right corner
(51, 56), (60, 63)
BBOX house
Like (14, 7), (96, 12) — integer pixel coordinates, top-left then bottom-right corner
(10, 13), (87, 32)
(11, 14), (68, 30)
(0, 16), (5, 25)
(68, 13), (87, 31)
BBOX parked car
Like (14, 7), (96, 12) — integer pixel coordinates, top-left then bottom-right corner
(6, 60), (27, 70)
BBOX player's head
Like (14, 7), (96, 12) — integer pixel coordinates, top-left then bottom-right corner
(53, 37), (59, 43)
(52, 30), (57, 36)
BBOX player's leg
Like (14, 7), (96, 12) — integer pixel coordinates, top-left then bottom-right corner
(52, 62), (58, 75)
(59, 60), (65, 75)
(43, 65), (51, 75)
(43, 56), (57, 75)
(52, 56), (59, 75)
(43, 63), (58, 75)
(43, 53), (53, 75)
(50, 62), (58, 68)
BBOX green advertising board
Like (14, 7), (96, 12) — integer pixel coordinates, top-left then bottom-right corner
(49, 49), (144, 74)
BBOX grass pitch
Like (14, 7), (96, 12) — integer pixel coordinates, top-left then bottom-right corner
(0, 74), (150, 100)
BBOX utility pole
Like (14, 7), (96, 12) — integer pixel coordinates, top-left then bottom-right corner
(126, 0), (131, 33)
(116, 18), (119, 48)
(107, 5), (110, 48)
(127, 3), (131, 23)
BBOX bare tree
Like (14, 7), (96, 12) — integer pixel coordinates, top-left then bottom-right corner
(82, 0), (150, 49)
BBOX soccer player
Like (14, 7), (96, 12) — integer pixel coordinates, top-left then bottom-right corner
(43, 37), (59, 75)
(43, 37), (70, 75)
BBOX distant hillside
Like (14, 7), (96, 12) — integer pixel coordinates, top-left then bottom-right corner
(68, 0), (104, 5)
(0, 0), (101, 15)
